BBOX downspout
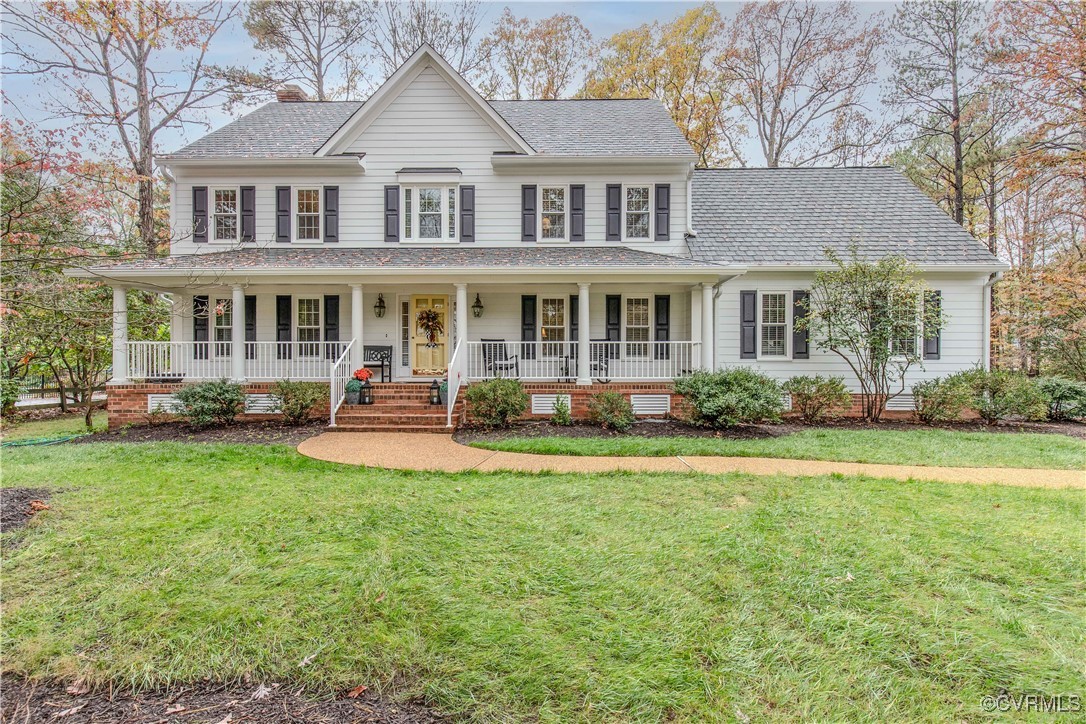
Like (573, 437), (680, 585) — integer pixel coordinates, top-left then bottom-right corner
(686, 162), (696, 237)
(982, 271), (1003, 371)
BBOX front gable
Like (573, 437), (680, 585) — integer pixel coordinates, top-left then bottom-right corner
(319, 45), (533, 158)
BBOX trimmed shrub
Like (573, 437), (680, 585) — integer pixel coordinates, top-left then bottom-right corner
(1036, 377), (1086, 421)
(465, 378), (528, 429)
(587, 391), (635, 432)
(961, 369), (1047, 424)
(173, 379), (246, 427)
(0, 377), (21, 417)
(551, 395), (573, 426)
(675, 369), (783, 428)
(912, 374), (972, 423)
(782, 375), (851, 424)
(270, 380), (328, 424)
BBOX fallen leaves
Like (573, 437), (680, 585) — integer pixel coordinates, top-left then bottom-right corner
(345, 684), (368, 699)
(65, 679), (90, 696)
(26, 499), (50, 515)
(299, 651), (318, 668)
(164, 703), (185, 714)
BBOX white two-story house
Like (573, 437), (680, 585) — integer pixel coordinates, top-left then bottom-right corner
(78, 45), (1006, 430)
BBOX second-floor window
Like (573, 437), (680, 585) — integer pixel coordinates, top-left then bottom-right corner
(540, 186), (567, 241)
(296, 188), (321, 241)
(212, 188), (239, 242)
(624, 185), (651, 241)
(403, 186), (456, 241)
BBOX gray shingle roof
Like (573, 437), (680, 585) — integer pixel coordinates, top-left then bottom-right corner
(690, 167), (1003, 267)
(168, 102), (363, 158)
(164, 98), (696, 159)
(489, 99), (696, 157)
(91, 246), (722, 272)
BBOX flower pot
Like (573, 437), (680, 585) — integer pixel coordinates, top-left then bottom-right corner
(439, 389), (448, 405)
(345, 390), (361, 405)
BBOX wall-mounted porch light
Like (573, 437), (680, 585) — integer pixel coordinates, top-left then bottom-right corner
(373, 293), (386, 318)
(471, 293), (484, 318)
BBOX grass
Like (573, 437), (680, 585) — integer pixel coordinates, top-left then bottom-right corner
(0, 409), (106, 441)
(470, 426), (1086, 470)
(3, 443), (1084, 721)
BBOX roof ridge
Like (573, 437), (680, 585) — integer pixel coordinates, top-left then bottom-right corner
(695, 165), (895, 172)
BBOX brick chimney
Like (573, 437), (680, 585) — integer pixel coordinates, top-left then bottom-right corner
(276, 84), (309, 102)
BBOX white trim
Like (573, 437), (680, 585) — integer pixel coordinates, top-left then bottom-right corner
(209, 186), (241, 244)
(756, 290), (791, 361)
(317, 45), (535, 157)
(401, 185), (458, 243)
(621, 183), (654, 243)
(537, 185), (569, 244)
(292, 186), (323, 243)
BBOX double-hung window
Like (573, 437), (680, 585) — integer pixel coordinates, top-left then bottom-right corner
(296, 298), (321, 357)
(403, 186), (456, 241)
(213, 299), (232, 357)
(625, 297), (651, 357)
(624, 185), (651, 241)
(540, 297), (567, 357)
(295, 188), (321, 241)
(890, 296), (920, 357)
(212, 189), (239, 242)
(760, 292), (788, 358)
(540, 186), (567, 241)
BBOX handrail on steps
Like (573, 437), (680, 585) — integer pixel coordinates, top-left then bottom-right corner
(328, 339), (355, 427)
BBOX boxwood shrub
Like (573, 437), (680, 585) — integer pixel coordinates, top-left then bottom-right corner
(173, 379), (246, 427)
(782, 375), (851, 424)
(587, 391), (635, 432)
(465, 378), (528, 429)
(675, 369), (783, 428)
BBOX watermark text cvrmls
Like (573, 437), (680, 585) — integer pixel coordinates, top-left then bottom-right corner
(981, 693), (1080, 713)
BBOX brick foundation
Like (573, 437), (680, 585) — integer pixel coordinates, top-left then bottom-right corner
(106, 382), (331, 430)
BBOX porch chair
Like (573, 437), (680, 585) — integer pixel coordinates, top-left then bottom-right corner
(362, 345), (393, 383)
(480, 339), (520, 378)
(590, 339), (617, 384)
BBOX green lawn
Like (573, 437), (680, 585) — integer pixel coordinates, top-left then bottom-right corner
(470, 427), (1086, 470)
(3, 443), (1083, 721)
(0, 409), (106, 441)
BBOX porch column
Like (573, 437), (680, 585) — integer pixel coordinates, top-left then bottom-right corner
(701, 282), (714, 371)
(577, 282), (591, 384)
(111, 286), (128, 384)
(350, 284), (364, 371)
(231, 284), (245, 381)
(454, 283), (468, 350)
(169, 293), (185, 343)
(690, 286), (702, 365)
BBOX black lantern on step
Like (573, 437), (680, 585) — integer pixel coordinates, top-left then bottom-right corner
(373, 293), (386, 318)
(429, 379), (441, 405)
(471, 293), (484, 318)
(360, 380), (374, 405)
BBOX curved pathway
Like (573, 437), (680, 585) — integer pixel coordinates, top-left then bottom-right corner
(297, 433), (1085, 489)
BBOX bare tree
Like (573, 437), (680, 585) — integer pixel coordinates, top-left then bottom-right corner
(481, 9), (594, 100)
(714, 0), (884, 168)
(369, 0), (488, 78)
(3, 0), (238, 258)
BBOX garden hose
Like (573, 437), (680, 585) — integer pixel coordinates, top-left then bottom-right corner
(1, 434), (88, 448)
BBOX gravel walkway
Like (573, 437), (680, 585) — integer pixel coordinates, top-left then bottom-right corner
(297, 433), (1085, 489)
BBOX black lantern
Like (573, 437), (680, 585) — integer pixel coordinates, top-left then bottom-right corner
(429, 379), (441, 405)
(373, 293), (386, 318)
(360, 380), (374, 405)
(471, 293), (484, 318)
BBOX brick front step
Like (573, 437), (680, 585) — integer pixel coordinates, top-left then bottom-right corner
(326, 424), (450, 433)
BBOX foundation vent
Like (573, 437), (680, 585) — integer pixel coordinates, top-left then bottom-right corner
(885, 394), (915, 411)
(630, 394), (670, 416)
(246, 394), (280, 414)
(147, 394), (180, 413)
(531, 394), (571, 415)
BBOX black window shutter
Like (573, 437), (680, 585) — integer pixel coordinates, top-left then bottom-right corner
(324, 295), (340, 359)
(275, 186), (291, 243)
(521, 295), (537, 359)
(605, 184), (621, 241)
(323, 186), (339, 243)
(459, 185), (475, 242)
(570, 184), (585, 242)
(654, 295), (671, 359)
(384, 185), (399, 243)
(193, 296), (209, 359)
(276, 295), (292, 359)
(740, 290), (757, 359)
(240, 186), (256, 242)
(244, 295), (256, 359)
(192, 187), (208, 243)
(605, 295), (621, 341)
(924, 290), (941, 360)
(654, 184), (670, 241)
(521, 185), (537, 242)
(792, 290), (810, 360)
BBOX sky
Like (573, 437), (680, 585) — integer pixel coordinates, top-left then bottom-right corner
(1, 0), (895, 159)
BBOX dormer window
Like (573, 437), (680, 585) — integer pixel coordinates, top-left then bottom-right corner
(540, 186), (567, 242)
(212, 188), (239, 242)
(403, 186), (456, 241)
(624, 186), (651, 240)
(295, 188), (321, 241)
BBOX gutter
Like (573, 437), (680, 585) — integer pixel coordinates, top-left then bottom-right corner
(66, 263), (743, 279)
(982, 270), (1003, 371)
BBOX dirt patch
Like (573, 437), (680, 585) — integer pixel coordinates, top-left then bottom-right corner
(455, 418), (1086, 444)
(0, 487), (53, 535)
(71, 420), (327, 446)
(0, 675), (445, 723)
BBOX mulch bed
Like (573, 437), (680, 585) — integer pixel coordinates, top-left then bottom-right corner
(0, 675), (444, 723)
(455, 418), (1086, 444)
(70, 421), (327, 446)
(0, 487), (53, 535)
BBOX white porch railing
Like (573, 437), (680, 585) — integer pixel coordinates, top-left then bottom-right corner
(446, 338), (466, 427)
(127, 341), (351, 382)
(329, 340), (355, 427)
(463, 341), (700, 382)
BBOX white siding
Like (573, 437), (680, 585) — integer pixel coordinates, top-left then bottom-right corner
(713, 271), (988, 392)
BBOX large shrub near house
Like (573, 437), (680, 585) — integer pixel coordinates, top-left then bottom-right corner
(1036, 377), (1086, 421)
(465, 378), (528, 429)
(912, 374), (973, 423)
(270, 380), (328, 424)
(587, 391), (635, 432)
(173, 379), (246, 427)
(782, 375), (851, 424)
(961, 369), (1047, 424)
(675, 369), (783, 428)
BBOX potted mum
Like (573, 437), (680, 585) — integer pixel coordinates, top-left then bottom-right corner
(345, 367), (373, 405)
